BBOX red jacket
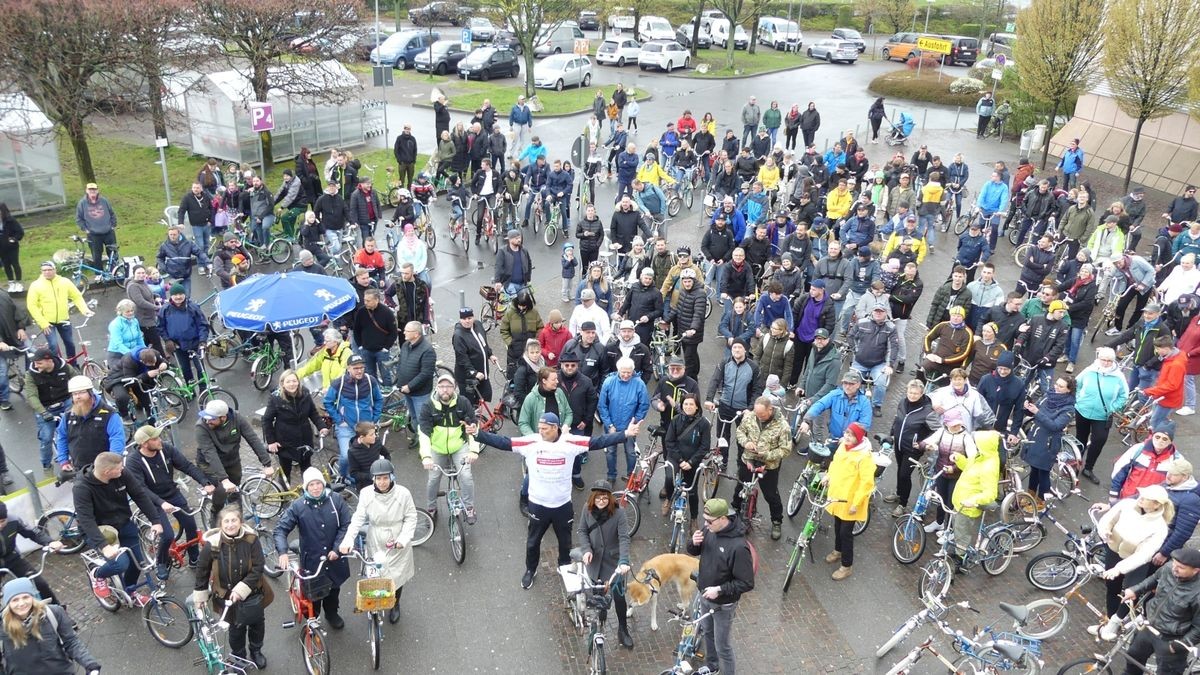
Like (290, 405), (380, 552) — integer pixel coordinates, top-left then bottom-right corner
(1145, 350), (1187, 408)
(676, 116), (697, 136)
(538, 322), (572, 368)
(1179, 315), (1200, 375)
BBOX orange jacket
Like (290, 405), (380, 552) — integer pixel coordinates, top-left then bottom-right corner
(1146, 351), (1187, 409)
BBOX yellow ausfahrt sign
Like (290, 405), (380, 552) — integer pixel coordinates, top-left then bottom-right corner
(917, 36), (952, 54)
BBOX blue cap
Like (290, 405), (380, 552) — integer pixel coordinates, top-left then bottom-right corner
(2, 578), (39, 608)
(562, 241), (574, 249)
(539, 412), (560, 426)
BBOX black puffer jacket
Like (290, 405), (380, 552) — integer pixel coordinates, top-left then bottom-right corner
(575, 215), (605, 255)
(1129, 562), (1200, 643)
(262, 388), (325, 451)
(889, 395), (933, 459)
(685, 514), (755, 604)
(621, 281), (664, 325)
(666, 286), (707, 343)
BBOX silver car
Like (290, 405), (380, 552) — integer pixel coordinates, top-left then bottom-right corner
(532, 54), (593, 90)
(808, 39), (859, 64)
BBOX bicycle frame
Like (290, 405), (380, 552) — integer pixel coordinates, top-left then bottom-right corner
(662, 593), (717, 674)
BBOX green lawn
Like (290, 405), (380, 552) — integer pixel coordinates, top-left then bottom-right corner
(14, 134), (419, 284)
(690, 47), (819, 77)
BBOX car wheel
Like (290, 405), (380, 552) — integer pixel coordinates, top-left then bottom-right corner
(683, 56), (690, 69)
(826, 53), (832, 63)
(582, 73), (591, 86)
(807, 48), (813, 57)
(617, 57), (625, 67)
(480, 69), (490, 82)
(882, 48), (891, 60)
(555, 78), (564, 92)
(395, 57), (407, 70)
(435, 63), (446, 75)
(554, 47), (562, 54)
(639, 64), (647, 71)
(665, 59), (673, 73)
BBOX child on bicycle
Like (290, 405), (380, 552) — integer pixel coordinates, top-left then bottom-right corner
(447, 176), (470, 229)
(347, 422), (391, 492)
(410, 174), (434, 220)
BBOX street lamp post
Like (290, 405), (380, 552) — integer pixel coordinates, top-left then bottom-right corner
(375, 0), (390, 148)
(917, 0), (936, 78)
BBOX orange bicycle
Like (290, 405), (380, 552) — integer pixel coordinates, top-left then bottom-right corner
(282, 558), (332, 675)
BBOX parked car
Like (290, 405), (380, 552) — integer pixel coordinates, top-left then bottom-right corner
(413, 39), (470, 74)
(596, 37), (642, 66)
(831, 27), (866, 53)
(578, 11), (600, 31)
(808, 39), (859, 64)
(882, 31), (921, 62)
(409, 1), (466, 27)
(608, 13), (635, 31)
(638, 16), (675, 43)
(757, 17), (802, 51)
(465, 17), (497, 41)
(457, 46), (520, 81)
(352, 27), (396, 61)
(491, 30), (522, 54)
(676, 22), (711, 49)
(710, 20), (749, 49)
(533, 23), (585, 57)
(370, 30), (441, 69)
(638, 39), (691, 72)
(290, 31), (360, 56)
(533, 53), (592, 90)
(987, 32), (1017, 58)
(937, 35), (979, 66)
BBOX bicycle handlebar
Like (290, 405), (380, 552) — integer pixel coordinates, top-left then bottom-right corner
(0, 548), (53, 580)
(287, 557), (329, 581)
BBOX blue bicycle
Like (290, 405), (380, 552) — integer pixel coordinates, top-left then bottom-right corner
(891, 458), (947, 564)
(60, 235), (132, 294)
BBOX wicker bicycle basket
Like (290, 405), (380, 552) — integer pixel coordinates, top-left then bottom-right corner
(479, 285), (499, 303)
(355, 577), (396, 612)
(52, 249), (81, 266)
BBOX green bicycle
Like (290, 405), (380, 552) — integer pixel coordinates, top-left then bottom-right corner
(249, 339), (286, 391)
(158, 346), (239, 411)
(783, 486), (838, 594)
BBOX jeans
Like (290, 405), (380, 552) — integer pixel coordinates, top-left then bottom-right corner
(605, 437), (637, 482)
(1067, 326), (1086, 364)
(1150, 404), (1173, 429)
(1032, 365), (1054, 398)
(192, 225), (212, 264)
(1186, 374), (1196, 409)
(851, 360), (891, 409)
(525, 501), (574, 572)
(94, 520), (145, 590)
(406, 394), (431, 430)
(919, 213), (938, 248)
(511, 125), (531, 159)
(700, 598), (738, 675)
(839, 290), (862, 332)
(359, 347), (392, 387)
(425, 447), (475, 511)
(742, 125), (756, 147)
(767, 127), (778, 145)
(1128, 365), (1158, 391)
(894, 319), (909, 362)
(335, 423), (355, 478)
(158, 491), (200, 570)
(1063, 172), (1079, 190)
(0, 352), (12, 404)
(253, 215), (275, 247)
(36, 408), (63, 467)
(44, 323), (78, 360)
(86, 231), (117, 271)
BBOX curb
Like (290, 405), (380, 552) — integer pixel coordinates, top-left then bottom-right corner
(669, 59), (822, 80)
(411, 91), (654, 118)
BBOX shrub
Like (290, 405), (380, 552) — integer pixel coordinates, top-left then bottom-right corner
(949, 76), (986, 94)
(958, 23), (981, 38)
(905, 56), (942, 71)
(835, 6), (854, 28)
(868, 71), (983, 108)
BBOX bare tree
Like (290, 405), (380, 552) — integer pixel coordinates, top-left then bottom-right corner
(713, 0), (750, 70)
(195, 0), (361, 166)
(1013, 0), (1105, 169)
(493, 0), (581, 98)
(122, 0), (193, 141)
(1103, 0), (1200, 190)
(0, 0), (149, 185)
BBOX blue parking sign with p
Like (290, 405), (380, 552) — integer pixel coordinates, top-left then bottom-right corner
(462, 29), (472, 45)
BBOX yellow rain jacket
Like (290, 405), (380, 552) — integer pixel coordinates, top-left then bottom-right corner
(826, 437), (875, 522)
(952, 430), (1002, 519)
(296, 341), (352, 391)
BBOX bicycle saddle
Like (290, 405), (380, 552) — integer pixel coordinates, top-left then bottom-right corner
(993, 641), (1027, 662)
(647, 424), (662, 437)
(998, 602), (1029, 624)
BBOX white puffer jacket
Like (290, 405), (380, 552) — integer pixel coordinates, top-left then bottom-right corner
(1098, 498), (1172, 575)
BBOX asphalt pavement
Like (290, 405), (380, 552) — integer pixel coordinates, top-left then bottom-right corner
(1, 57), (1187, 674)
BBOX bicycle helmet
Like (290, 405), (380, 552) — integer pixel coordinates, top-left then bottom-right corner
(396, 189), (410, 199)
(370, 459), (395, 476)
(675, 246), (692, 257)
(680, 268), (697, 280)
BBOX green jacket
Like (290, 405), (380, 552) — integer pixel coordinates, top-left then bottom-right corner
(762, 108), (782, 130)
(518, 388), (573, 435)
(418, 394), (478, 457)
(1060, 204), (1094, 241)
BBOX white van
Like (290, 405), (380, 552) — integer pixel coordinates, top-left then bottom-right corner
(709, 19), (749, 49)
(757, 17), (802, 51)
(638, 16), (675, 42)
(533, 22), (586, 57)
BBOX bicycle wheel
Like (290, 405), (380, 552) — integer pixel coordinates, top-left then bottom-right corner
(614, 492), (642, 537)
(411, 508), (435, 546)
(423, 224), (437, 250)
(891, 515), (927, 564)
(240, 476), (287, 520)
(1013, 243), (1031, 267)
(1008, 519), (1047, 554)
(781, 541), (804, 594)
(543, 222), (558, 247)
(1054, 658), (1110, 675)
(1001, 490), (1039, 523)
(1017, 598), (1068, 640)
(38, 509), (85, 554)
(268, 239), (293, 264)
(112, 261), (130, 288)
(668, 520), (683, 554)
(379, 250), (397, 274)
(255, 517), (284, 578)
(703, 294), (712, 319)
(1049, 463), (1077, 498)
(591, 638), (606, 675)
(668, 195), (682, 218)
(138, 521), (161, 561)
(952, 214), (971, 235)
(449, 509), (467, 564)
(302, 625), (331, 675)
(1025, 551), (1079, 592)
(918, 558), (952, 599)
(785, 480), (806, 518)
(683, 185), (694, 210)
(1008, 223), (1024, 246)
(981, 528), (1016, 575)
(251, 354), (276, 391)
(198, 386), (238, 412)
(81, 359), (104, 382)
(700, 465), (721, 503)
(369, 612), (382, 670)
(531, 205), (542, 234)
(852, 497), (872, 536)
(876, 618), (916, 658)
(144, 595), (194, 648)
(155, 389), (188, 425)
(205, 335), (241, 372)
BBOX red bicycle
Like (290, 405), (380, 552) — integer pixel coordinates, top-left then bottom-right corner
(135, 489), (208, 572)
(466, 377), (518, 432)
(613, 429), (664, 538)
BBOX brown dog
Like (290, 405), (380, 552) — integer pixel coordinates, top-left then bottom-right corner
(625, 553), (699, 631)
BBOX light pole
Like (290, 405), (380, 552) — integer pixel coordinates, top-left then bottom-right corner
(917, 0), (935, 78)
(375, 0), (390, 148)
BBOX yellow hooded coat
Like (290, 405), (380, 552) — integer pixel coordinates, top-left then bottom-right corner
(826, 437), (875, 522)
(951, 430), (1002, 519)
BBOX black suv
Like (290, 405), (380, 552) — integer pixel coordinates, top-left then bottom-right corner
(409, 1), (466, 27)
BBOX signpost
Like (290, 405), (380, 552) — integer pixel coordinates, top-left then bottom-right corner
(462, 28), (472, 49)
(915, 36), (951, 78)
(249, 102), (273, 172)
(154, 137), (171, 208)
(996, 53), (1007, 67)
(574, 38), (590, 56)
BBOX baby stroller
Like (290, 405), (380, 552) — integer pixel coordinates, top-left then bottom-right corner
(885, 112), (915, 146)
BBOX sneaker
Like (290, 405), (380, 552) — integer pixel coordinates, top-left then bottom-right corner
(661, 500), (671, 517)
(882, 494), (901, 504)
(1087, 617), (1121, 641)
(572, 476), (585, 490)
(519, 497), (530, 519)
(1105, 327), (1121, 336)
(0, 402), (11, 411)
(0, 473), (11, 486)
(427, 506), (438, 526)
(156, 564), (170, 581)
(521, 569), (536, 589)
(831, 565), (853, 581)
(923, 521), (944, 533)
(695, 668), (719, 675)
(1057, 356), (1068, 364)
(1179, 407), (1196, 416)
(131, 591), (152, 608)
(465, 507), (477, 525)
(327, 613), (345, 630)
(88, 569), (112, 599)
(1066, 363), (1075, 373)
(824, 551), (842, 564)
(771, 522), (782, 541)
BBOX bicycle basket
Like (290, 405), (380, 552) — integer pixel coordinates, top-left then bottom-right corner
(206, 336), (231, 358)
(51, 249), (81, 266)
(300, 573), (334, 602)
(354, 577), (396, 612)
(479, 285), (499, 303)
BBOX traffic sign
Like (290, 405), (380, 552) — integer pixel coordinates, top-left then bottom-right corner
(1005, 22), (1015, 32)
(574, 38), (590, 56)
(991, 69), (1003, 81)
(461, 28), (472, 46)
(916, 36), (952, 55)
(995, 54), (1007, 67)
(249, 103), (274, 133)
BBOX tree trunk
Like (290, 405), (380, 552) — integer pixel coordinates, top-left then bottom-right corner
(260, 131), (274, 172)
(522, 50), (536, 98)
(394, 0), (405, 31)
(748, 15), (758, 55)
(1124, 116), (1146, 193)
(726, 31), (736, 70)
(66, 116), (96, 187)
(146, 67), (168, 140)
(1039, 99), (1059, 171)
(251, 65), (273, 172)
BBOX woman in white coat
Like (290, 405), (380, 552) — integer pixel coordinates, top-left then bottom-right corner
(1089, 484), (1173, 641)
(339, 458), (418, 624)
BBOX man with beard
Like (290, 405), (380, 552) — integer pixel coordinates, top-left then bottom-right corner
(55, 375), (124, 473)
(419, 374), (480, 524)
(791, 280), (836, 383)
(557, 353), (596, 490)
(453, 308), (498, 406)
(387, 262), (430, 330)
(196, 400), (272, 521)
(604, 320), (651, 381)
(618, 268), (664, 347)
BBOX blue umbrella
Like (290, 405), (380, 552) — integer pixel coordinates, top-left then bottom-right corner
(215, 272), (358, 332)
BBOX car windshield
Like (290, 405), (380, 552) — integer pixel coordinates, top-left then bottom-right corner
(463, 48), (494, 64)
(648, 20), (670, 31)
(541, 54), (572, 67)
(840, 29), (862, 39)
(430, 42), (454, 55)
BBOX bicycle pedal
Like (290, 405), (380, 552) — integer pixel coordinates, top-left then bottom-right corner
(281, 620), (296, 629)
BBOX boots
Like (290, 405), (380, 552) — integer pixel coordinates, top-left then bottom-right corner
(250, 649), (267, 669)
(831, 565), (853, 581)
(824, 551), (841, 564)
(618, 624), (634, 649)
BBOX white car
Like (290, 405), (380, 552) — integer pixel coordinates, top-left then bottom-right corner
(808, 39), (860, 64)
(465, 17), (497, 41)
(637, 16), (675, 43)
(533, 54), (593, 90)
(608, 14), (635, 31)
(596, 38), (641, 67)
(638, 40), (690, 72)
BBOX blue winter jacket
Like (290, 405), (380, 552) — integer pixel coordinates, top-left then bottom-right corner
(824, 149), (845, 170)
(752, 294), (793, 331)
(597, 373), (650, 430)
(1074, 367), (1130, 421)
(273, 490), (352, 587)
(977, 181), (1010, 215)
(106, 315), (146, 356)
(616, 151), (640, 184)
(839, 215), (875, 250)
(1058, 147), (1084, 174)
(522, 161), (549, 191)
(157, 300), (210, 351)
(323, 373), (383, 428)
(635, 184), (667, 217)
(659, 131), (680, 158)
(509, 104), (533, 127)
(946, 161), (970, 188)
(606, 129), (628, 151)
(955, 232), (993, 266)
(156, 237), (209, 280)
(805, 389), (873, 439)
(1162, 478), (1200, 558)
(518, 143), (547, 166)
(1021, 392), (1075, 471)
(546, 169), (573, 196)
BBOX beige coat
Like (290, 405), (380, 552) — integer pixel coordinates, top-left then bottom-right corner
(340, 483), (419, 588)
(1098, 498), (1172, 575)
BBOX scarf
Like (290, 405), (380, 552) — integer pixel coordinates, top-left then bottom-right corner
(539, 385), (559, 415)
(1066, 276), (1090, 298)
